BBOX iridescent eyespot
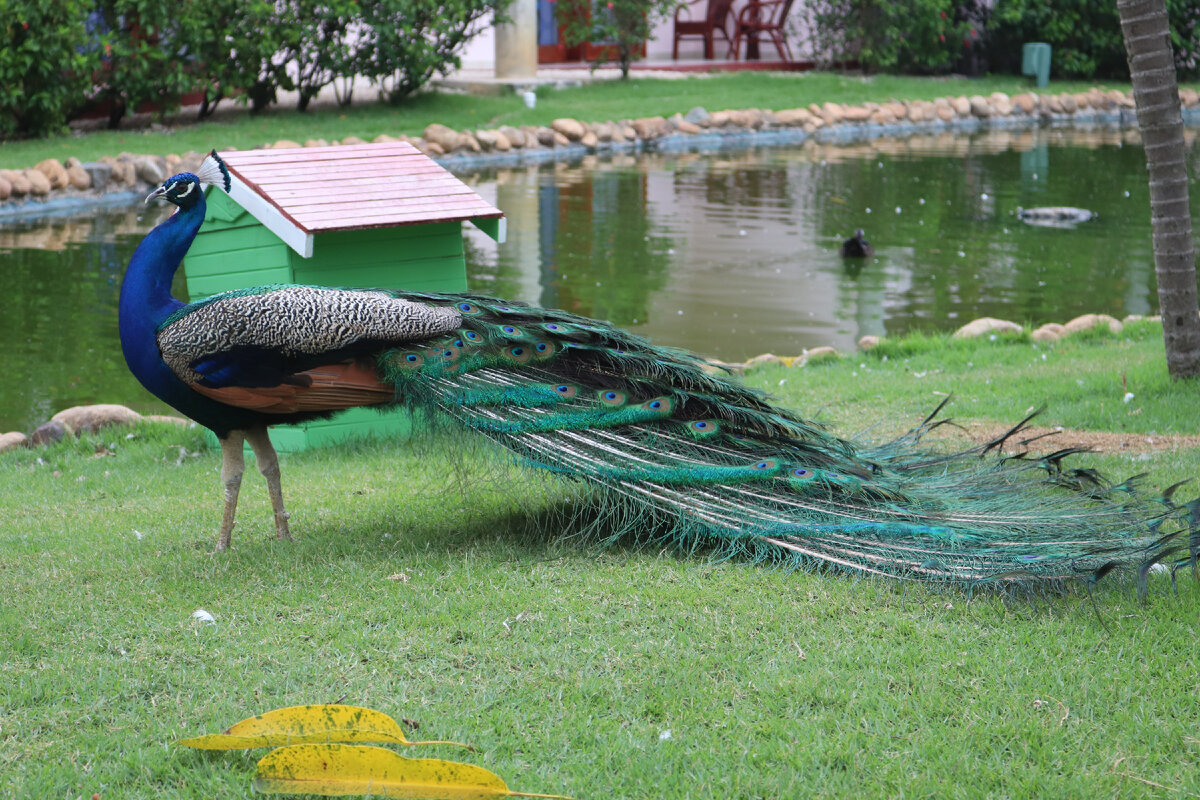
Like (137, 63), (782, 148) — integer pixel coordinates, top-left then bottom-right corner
(504, 345), (532, 364)
(543, 323), (563, 332)
(536, 343), (549, 352)
(598, 389), (627, 406)
(395, 351), (424, 369)
(792, 468), (814, 480)
(452, 339), (465, 348)
(640, 397), (673, 414)
(553, 384), (578, 399)
(690, 420), (719, 434)
(752, 460), (778, 470)
(501, 325), (519, 335)
(495, 305), (514, 312)
(458, 302), (476, 313)
(463, 330), (481, 341)
(440, 345), (461, 360)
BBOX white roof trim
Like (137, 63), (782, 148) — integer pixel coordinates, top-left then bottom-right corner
(227, 175), (314, 258)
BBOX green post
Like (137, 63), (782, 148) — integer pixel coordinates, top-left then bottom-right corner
(1021, 42), (1051, 89)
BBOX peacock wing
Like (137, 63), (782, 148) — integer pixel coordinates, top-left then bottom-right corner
(156, 285), (462, 389)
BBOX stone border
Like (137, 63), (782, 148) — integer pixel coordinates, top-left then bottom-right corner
(0, 313), (1164, 446)
(6, 87), (1200, 218)
(721, 312), (1161, 373)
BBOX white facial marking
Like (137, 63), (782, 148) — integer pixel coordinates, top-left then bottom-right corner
(176, 181), (196, 199)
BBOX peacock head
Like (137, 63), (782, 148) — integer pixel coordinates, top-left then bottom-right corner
(145, 150), (231, 210)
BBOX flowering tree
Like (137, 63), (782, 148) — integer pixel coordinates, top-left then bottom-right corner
(559, 0), (681, 78)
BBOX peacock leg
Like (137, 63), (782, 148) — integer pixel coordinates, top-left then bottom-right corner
(216, 430), (246, 552)
(246, 426), (292, 542)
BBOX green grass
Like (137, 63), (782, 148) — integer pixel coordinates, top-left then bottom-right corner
(3, 332), (1200, 799)
(745, 320), (1200, 436)
(0, 72), (1154, 170)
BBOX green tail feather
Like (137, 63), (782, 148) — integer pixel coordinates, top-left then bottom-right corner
(376, 291), (1196, 590)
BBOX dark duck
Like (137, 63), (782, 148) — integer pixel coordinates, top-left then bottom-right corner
(119, 151), (1197, 594)
(841, 228), (874, 258)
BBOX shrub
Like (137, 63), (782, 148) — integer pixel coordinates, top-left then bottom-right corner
(558, 0), (681, 78)
(0, 0), (93, 139)
(189, 0), (290, 117)
(984, 0), (1200, 81)
(796, 0), (975, 74)
(275, 0), (363, 111)
(359, 0), (507, 104)
(89, 0), (207, 128)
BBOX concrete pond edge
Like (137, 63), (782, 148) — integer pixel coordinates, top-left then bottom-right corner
(0, 312), (1166, 450)
(5, 86), (1200, 219)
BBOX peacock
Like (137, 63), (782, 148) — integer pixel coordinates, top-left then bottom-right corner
(120, 152), (1198, 592)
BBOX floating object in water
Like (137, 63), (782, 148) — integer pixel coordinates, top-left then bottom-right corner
(841, 228), (874, 257)
(1017, 207), (1095, 228)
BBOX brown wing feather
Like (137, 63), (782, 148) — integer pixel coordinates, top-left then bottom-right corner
(191, 361), (394, 414)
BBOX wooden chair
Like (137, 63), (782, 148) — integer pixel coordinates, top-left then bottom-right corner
(672, 0), (735, 60)
(728, 0), (796, 62)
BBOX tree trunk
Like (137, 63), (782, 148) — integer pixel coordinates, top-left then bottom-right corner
(1118, 0), (1200, 378)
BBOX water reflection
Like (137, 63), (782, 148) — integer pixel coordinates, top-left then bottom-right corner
(465, 127), (1162, 360)
(0, 128), (1180, 432)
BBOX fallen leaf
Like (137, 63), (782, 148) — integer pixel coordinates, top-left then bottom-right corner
(178, 705), (471, 751)
(254, 744), (572, 799)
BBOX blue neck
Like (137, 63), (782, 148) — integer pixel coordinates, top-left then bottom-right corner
(119, 199), (211, 422)
(121, 202), (204, 334)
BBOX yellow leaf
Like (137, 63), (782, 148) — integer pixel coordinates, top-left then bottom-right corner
(178, 705), (471, 751)
(254, 744), (572, 799)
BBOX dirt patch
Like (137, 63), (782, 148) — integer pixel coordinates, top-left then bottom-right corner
(962, 423), (1200, 454)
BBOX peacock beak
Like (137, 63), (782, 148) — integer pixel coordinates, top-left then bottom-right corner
(145, 185), (167, 204)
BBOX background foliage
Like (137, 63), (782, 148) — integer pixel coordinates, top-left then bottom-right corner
(0, 0), (507, 139)
(795, 0), (1200, 80)
(559, 0), (682, 78)
(794, 0), (976, 74)
(0, 0), (95, 139)
(983, 0), (1200, 80)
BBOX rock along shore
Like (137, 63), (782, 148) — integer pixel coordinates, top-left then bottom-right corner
(4, 87), (1200, 218)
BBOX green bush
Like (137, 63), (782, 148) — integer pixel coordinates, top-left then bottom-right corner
(359, 0), (508, 104)
(1, 0), (506, 136)
(90, 0), (207, 128)
(559, 0), (681, 78)
(189, 0), (289, 117)
(984, 0), (1200, 80)
(275, 0), (362, 111)
(0, 0), (93, 139)
(796, 0), (975, 74)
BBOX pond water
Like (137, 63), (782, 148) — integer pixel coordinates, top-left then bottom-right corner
(0, 127), (1179, 433)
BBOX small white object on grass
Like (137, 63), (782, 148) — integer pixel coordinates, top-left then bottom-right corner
(192, 609), (216, 625)
(1123, 392), (1135, 404)
(659, 730), (672, 741)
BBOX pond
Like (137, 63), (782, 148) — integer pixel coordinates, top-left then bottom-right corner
(0, 127), (1178, 433)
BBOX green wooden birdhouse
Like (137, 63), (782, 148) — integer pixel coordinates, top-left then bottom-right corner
(182, 142), (506, 452)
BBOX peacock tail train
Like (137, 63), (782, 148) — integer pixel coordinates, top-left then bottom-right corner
(158, 283), (1199, 592)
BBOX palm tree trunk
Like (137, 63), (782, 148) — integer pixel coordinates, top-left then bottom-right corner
(1118, 0), (1200, 378)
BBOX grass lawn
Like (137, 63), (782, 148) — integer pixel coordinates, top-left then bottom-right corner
(0, 72), (1161, 170)
(3, 324), (1199, 799)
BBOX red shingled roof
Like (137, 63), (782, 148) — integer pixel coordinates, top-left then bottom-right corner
(220, 143), (503, 234)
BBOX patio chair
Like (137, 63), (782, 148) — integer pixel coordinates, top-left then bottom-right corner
(673, 0), (735, 60)
(728, 0), (796, 62)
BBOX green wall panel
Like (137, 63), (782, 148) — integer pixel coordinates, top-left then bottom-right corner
(183, 195), (471, 451)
